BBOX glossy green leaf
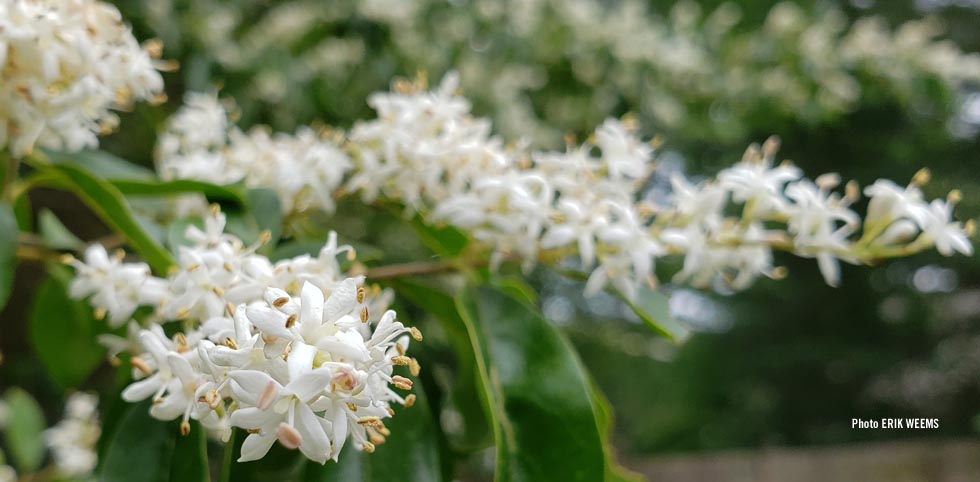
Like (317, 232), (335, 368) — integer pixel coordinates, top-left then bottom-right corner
(30, 266), (105, 388)
(456, 285), (606, 482)
(614, 285), (689, 343)
(100, 401), (175, 482)
(393, 279), (493, 452)
(38, 209), (84, 250)
(170, 420), (211, 482)
(0, 202), (16, 312)
(303, 377), (443, 481)
(37, 162), (175, 273)
(2, 388), (46, 472)
(111, 178), (246, 206)
(44, 149), (155, 180)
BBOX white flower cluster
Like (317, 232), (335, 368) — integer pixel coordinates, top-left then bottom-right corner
(156, 93), (351, 216)
(138, 0), (980, 145)
(0, 0), (165, 157)
(45, 392), (101, 478)
(156, 75), (975, 301)
(68, 208), (421, 463)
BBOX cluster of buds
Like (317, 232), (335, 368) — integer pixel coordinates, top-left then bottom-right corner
(67, 208), (421, 463)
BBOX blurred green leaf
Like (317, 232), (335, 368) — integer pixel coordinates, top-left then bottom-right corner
(455, 285), (606, 482)
(170, 421), (210, 482)
(2, 388), (46, 472)
(44, 149), (155, 180)
(614, 285), (689, 343)
(409, 215), (469, 258)
(38, 209), (84, 250)
(30, 265), (105, 388)
(225, 188), (282, 249)
(586, 377), (646, 482)
(0, 202), (16, 312)
(111, 178), (246, 206)
(303, 377), (443, 481)
(393, 279), (494, 452)
(36, 162), (175, 273)
(100, 401), (175, 482)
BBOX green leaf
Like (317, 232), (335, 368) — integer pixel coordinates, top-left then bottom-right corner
(224, 188), (282, 249)
(586, 378), (646, 482)
(455, 285), (606, 482)
(614, 285), (689, 343)
(0, 202), (16, 312)
(111, 178), (246, 206)
(393, 279), (493, 452)
(303, 377), (443, 482)
(100, 401), (175, 482)
(44, 149), (155, 180)
(38, 209), (84, 250)
(30, 266), (105, 388)
(170, 420), (210, 482)
(2, 388), (46, 472)
(37, 162), (175, 273)
(409, 214), (469, 258)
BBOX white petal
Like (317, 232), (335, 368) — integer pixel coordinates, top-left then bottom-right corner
(288, 342), (317, 382)
(323, 279), (357, 321)
(300, 282), (324, 327)
(246, 304), (293, 339)
(287, 367), (331, 403)
(230, 407), (281, 429)
(238, 433), (277, 462)
(295, 403), (330, 463)
(121, 377), (162, 402)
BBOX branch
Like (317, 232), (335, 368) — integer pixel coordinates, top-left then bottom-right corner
(363, 260), (459, 280)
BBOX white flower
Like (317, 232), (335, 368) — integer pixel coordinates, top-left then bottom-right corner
(45, 393), (101, 478)
(0, 0), (164, 156)
(916, 198), (973, 257)
(68, 245), (167, 327)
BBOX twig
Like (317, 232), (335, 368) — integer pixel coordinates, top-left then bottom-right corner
(364, 260), (460, 280)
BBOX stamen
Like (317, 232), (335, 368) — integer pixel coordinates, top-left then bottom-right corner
(273, 297), (290, 308)
(131, 356), (152, 376)
(391, 376), (413, 390)
(410, 327), (423, 342)
(391, 356), (411, 366)
(409, 358), (421, 377)
(276, 423), (302, 450)
(257, 381), (278, 410)
(360, 307), (369, 323)
(285, 313), (298, 328)
(403, 394), (416, 408)
(362, 441), (375, 453)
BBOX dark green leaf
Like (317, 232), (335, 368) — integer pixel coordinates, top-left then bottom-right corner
(393, 279), (493, 452)
(170, 420), (210, 482)
(30, 266), (105, 388)
(38, 209), (84, 250)
(37, 162), (175, 273)
(303, 377), (443, 482)
(100, 401), (175, 482)
(2, 388), (46, 472)
(44, 149), (155, 180)
(0, 202), (16, 311)
(456, 285), (606, 482)
(111, 179), (246, 206)
(614, 285), (689, 343)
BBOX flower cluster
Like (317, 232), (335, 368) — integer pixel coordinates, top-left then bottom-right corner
(68, 208), (421, 463)
(0, 0), (165, 157)
(44, 393), (101, 478)
(156, 93), (351, 216)
(156, 75), (974, 302)
(139, 0), (980, 145)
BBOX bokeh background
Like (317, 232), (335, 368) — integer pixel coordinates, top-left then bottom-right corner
(3, 0), (980, 480)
